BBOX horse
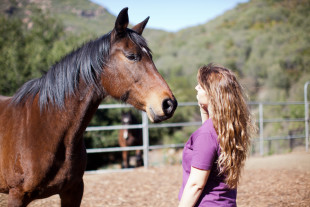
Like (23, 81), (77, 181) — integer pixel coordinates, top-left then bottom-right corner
(118, 111), (143, 168)
(0, 7), (177, 207)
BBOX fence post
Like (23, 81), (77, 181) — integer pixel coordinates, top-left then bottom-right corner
(304, 81), (310, 152)
(142, 112), (149, 168)
(259, 102), (264, 156)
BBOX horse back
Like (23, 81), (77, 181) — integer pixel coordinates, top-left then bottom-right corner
(0, 95), (12, 115)
(0, 95), (13, 192)
(0, 95), (15, 130)
(0, 95), (14, 135)
(0, 95), (11, 104)
(0, 96), (87, 195)
(0, 96), (40, 192)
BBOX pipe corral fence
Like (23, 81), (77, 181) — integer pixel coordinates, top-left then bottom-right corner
(85, 82), (310, 173)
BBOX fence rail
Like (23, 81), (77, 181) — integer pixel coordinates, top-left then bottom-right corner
(85, 99), (309, 171)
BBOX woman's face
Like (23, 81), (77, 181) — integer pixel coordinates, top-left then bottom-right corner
(195, 84), (209, 106)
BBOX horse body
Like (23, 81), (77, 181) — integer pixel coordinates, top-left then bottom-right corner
(118, 111), (143, 168)
(0, 87), (101, 206)
(0, 8), (177, 207)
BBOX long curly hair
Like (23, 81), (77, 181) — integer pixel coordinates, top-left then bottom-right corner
(197, 63), (256, 189)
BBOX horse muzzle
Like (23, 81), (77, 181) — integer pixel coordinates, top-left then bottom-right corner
(147, 98), (178, 123)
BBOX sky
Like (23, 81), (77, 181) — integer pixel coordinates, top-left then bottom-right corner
(91, 0), (249, 32)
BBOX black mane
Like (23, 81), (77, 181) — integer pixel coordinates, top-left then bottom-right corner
(11, 29), (151, 111)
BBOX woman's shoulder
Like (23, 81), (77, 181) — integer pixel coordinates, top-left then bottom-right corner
(190, 119), (219, 155)
(192, 119), (218, 139)
(196, 118), (216, 133)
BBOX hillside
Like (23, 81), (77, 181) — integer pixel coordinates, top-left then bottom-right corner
(0, 0), (309, 167)
(0, 0), (116, 35)
(145, 0), (310, 102)
(0, 0), (309, 102)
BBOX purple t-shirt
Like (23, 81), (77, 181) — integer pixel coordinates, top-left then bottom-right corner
(179, 119), (237, 207)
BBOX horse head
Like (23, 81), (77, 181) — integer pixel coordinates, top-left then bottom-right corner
(101, 8), (177, 123)
(121, 111), (133, 125)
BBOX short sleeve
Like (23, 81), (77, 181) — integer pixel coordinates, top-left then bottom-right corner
(191, 133), (217, 170)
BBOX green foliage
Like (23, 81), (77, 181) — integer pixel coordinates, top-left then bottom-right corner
(1, 0), (309, 155)
(145, 0), (310, 103)
(84, 105), (142, 148)
(0, 8), (70, 95)
(0, 16), (24, 94)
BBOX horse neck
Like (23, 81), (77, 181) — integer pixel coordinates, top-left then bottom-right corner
(66, 85), (104, 137)
(42, 84), (104, 152)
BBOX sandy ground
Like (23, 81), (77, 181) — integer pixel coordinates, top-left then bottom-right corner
(0, 151), (309, 207)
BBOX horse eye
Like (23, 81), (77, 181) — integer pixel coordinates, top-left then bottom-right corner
(126, 54), (140, 61)
(126, 54), (135, 60)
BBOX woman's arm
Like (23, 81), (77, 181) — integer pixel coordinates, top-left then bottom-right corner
(178, 167), (210, 207)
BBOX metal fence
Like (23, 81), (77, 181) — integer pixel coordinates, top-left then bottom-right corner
(85, 82), (310, 172)
(85, 102), (202, 170)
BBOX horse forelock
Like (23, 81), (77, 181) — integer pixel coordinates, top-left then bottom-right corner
(11, 32), (112, 111)
(127, 29), (152, 57)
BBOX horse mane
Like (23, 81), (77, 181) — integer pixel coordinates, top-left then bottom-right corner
(11, 29), (151, 111)
(12, 32), (111, 110)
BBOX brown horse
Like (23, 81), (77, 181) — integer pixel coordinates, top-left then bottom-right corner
(118, 111), (143, 168)
(0, 8), (177, 207)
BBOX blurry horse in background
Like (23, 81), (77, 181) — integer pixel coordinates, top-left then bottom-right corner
(0, 8), (177, 207)
(118, 111), (143, 168)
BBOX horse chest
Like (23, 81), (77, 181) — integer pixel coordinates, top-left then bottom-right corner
(123, 129), (129, 139)
(33, 151), (86, 196)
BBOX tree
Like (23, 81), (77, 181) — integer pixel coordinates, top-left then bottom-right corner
(0, 7), (68, 96)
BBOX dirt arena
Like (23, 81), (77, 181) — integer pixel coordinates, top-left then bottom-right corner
(1, 151), (309, 207)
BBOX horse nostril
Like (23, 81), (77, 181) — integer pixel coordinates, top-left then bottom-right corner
(162, 98), (177, 116)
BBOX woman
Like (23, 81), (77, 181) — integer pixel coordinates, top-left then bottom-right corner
(178, 63), (256, 207)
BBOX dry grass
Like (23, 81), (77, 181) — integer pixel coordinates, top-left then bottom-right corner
(1, 151), (309, 207)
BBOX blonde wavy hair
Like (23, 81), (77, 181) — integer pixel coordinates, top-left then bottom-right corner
(197, 63), (256, 189)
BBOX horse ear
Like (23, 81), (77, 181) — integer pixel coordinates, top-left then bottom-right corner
(114, 7), (129, 36)
(132, 17), (150, 35)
